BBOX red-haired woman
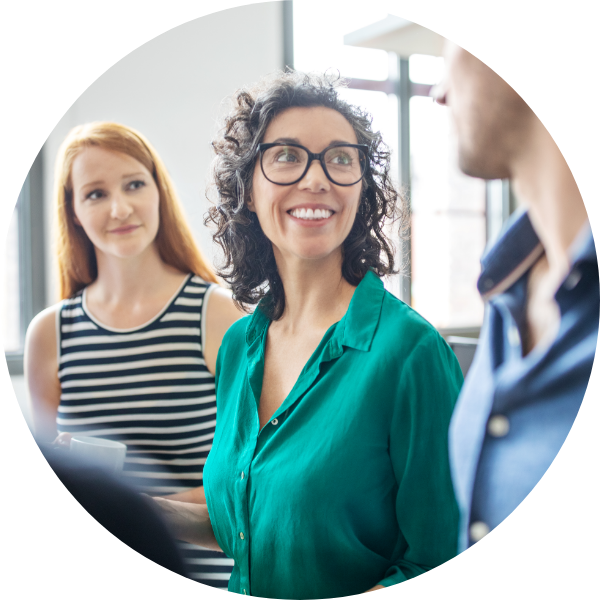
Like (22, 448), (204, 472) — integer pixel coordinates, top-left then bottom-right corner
(24, 121), (241, 588)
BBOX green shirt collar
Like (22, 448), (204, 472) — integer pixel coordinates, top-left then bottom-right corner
(245, 270), (385, 353)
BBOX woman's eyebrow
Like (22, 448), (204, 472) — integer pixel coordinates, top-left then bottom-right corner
(271, 137), (301, 144)
(329, 139), (354, 145)
(78, 172), (146, 193)
(270, 137), (355, 146)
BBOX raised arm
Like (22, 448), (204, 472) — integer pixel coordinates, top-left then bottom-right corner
(432, 40), (587, 284)
(24, 305), (62, 444)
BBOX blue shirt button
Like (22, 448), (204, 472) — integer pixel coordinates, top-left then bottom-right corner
(481, 278), (494, 291)
(488, 415), (510, 437)
(507, 325), (520, 347)
(564, 269), (582, 290)
(469, 521), (490, 542)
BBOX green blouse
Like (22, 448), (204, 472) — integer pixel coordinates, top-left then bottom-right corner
(204, 271), (463, 598)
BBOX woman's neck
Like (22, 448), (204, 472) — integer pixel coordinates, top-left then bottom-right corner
(273, 248), (356, 334)
(89, 244), (186, 306)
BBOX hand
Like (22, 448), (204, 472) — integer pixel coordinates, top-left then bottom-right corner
(361, 585), (387, 596)
(53, 432), (73, 448)
(151, 497), (221, 551)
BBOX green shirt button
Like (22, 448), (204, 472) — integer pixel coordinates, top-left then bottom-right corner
(240, 532), (245, 540)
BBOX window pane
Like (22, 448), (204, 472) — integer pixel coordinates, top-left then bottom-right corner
(293, 2), (389, 80)
(2, 207), (22, 352)
(409, 54), (444, 85)
(410, 96), (486, 329)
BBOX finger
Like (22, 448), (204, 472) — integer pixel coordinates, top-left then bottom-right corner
(53, 432), (73, 447)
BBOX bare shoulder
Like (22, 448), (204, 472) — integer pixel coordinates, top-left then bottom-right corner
(25, 303), (63, 441)
(203, 285), (245, 374)
(25, 303), (62, 356)
(206, 285), (245, 322)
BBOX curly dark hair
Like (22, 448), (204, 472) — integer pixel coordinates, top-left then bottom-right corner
(205, 70), (406, 320)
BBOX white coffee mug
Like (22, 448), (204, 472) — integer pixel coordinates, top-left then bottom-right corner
(70, 436), (127, 473)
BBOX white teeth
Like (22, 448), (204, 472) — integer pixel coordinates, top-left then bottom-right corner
(290, 208), (333, 220)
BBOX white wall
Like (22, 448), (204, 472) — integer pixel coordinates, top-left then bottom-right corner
(42, 1), (285, 304)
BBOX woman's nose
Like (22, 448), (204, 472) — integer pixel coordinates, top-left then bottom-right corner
(299, 160), (330, 192)
(110, 193), (133, 219)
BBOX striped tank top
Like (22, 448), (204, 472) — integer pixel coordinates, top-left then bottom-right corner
(56, 273), (233, 588)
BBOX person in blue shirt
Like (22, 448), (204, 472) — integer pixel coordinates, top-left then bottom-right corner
(433, 43), (599, 550)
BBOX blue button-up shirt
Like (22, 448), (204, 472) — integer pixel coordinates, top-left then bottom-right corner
(449, 209), (599, 551)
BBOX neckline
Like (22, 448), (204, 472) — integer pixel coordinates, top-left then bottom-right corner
(81, 273), (192, 333)
(245, 270), (384, 352)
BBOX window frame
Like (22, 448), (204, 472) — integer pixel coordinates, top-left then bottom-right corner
(5, 150), (46, 375)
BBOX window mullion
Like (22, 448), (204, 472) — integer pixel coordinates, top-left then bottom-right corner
(397, 56), (412, 305)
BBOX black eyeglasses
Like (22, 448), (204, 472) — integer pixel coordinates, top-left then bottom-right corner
(257, 142), (369, 187)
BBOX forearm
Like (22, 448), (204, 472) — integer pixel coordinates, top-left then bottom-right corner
(151, 497), (221, 551)
(161, 486), (206, 504)
(360, 585), (387, 596)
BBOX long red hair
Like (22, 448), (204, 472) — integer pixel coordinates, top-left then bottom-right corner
(54, 121), (217, 299)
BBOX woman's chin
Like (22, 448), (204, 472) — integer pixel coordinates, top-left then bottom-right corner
(100, 242), (155, 261)
(282, 245), (343, 265)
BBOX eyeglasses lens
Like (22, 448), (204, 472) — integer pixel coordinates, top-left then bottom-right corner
(261, 145), (365, 185)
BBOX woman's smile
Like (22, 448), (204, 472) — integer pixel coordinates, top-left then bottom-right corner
(287, 204), (335, 225)
(108, 224), (141, 234)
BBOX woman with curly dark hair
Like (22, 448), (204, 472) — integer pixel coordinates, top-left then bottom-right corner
(153, 72), (463, 598)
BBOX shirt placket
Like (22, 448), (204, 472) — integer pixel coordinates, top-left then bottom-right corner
(235, 334), (266, 595)
(237, 327), (344, 595)
(236, 439), (255, 595)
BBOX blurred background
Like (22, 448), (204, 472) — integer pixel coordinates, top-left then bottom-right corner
(3, 1), (516, 427)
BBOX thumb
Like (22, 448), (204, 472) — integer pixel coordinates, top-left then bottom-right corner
(53, 432), (73, 448)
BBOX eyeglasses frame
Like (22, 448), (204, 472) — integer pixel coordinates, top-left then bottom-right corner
(256, 142), (369, 187)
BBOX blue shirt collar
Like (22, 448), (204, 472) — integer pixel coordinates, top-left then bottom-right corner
(477, 209), (596, 300)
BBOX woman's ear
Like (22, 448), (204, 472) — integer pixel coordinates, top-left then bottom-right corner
(246, 196), (256, 213)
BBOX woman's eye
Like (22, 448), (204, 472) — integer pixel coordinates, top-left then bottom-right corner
(330, 153), (351, 165)
(86, 190), (105, 200)
(127, 180), (146, 190)
(275, 150), (298, 163)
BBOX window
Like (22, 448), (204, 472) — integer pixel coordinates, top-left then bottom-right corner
(3, 207), (21, 353)
(409, 80), (487, 331)
(3, 151), (46, 375)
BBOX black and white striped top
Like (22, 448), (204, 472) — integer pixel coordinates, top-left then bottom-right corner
(56, 273), (233, 587)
